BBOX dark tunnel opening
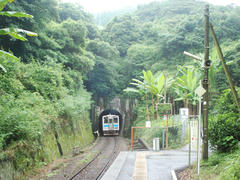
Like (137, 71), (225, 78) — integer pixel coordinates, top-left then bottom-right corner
(98, 109), (123, 136)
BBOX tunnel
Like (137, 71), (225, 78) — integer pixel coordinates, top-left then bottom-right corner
(98, 109), (123, 136)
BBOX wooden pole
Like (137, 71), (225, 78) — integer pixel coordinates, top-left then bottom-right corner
(131, 127), (133, 151)
(202, 4), (209, 160)
(188, 120), (191, 168)
(209, 23), (240, 112)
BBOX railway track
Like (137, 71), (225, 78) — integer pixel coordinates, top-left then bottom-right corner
(69, 136), (118, 180)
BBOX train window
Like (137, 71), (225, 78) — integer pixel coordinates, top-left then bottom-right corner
(114, 118), (118, 123)
(104, 117), (108, 123)
(109, 119), (112, 123)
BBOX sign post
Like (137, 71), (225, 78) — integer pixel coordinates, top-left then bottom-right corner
(195, 84), (206, 174)
(180, 108), (189, 144)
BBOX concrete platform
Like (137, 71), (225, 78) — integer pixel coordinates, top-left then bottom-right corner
(101, 148), (197, 180)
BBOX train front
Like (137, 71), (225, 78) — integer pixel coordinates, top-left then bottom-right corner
(98, 109), (122, 136)
(102, 114), (119, 135)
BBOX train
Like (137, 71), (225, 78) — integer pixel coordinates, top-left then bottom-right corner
(102, 114), (119, 136)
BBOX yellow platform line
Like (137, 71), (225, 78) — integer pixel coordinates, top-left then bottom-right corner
(132, 152), (148, 180)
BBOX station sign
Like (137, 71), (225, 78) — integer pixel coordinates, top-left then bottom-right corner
(190, 120), (198, 150)
(180, 108), (189, 119)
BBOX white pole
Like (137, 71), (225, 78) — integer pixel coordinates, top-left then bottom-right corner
(197, 97), (201, 174)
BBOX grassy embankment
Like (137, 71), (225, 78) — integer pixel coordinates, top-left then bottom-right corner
(183, 144), (240, 180)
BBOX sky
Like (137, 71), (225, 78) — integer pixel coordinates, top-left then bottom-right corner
(60, 0), (240, 13)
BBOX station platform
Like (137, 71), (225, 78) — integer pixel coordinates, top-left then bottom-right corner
(101, 148), (197, 180)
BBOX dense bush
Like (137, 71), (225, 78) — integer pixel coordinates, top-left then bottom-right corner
(209, 89), (240, 152)
(0, 93), (43, 150)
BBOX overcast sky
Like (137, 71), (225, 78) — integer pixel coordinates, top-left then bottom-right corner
(59, 0), (240, 13)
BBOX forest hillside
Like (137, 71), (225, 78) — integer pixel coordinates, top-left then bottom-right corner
(0, 0), (239, 178)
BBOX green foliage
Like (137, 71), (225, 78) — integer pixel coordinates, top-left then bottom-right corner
(103, 14), (141, 57)
(94, 7), (136, 27)
(209, 89), (240, 152)
(0, 27), (37, 41)
(133, 114), (182, 148)
(200, 146), (240, 180)
(1, 0), (240, 177)
(102, 0), (240, 95)
(0, 93), (43, 149)
(0, 0), (37, 71)
(125, 44), (158, 79)
(59, 3), (92, 22)
(173, 65), (202, 105)
(0, 56), (93, 176)
(125, 70), (172, 121)
(158, 104), (172, 114)
(85, 39), (120, 97)
(0, 0), (14, 11)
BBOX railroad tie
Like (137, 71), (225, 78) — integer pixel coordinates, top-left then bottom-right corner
(132, 152), (147, 180)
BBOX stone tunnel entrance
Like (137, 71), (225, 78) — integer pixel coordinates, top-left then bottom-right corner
(90, 97), (137, 137)
(98, 109), (123, 136)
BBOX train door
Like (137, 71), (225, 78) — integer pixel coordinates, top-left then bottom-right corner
(108, 116), (114, 131)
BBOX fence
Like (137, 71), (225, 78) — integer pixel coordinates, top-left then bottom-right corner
(132, 115), (190, 150)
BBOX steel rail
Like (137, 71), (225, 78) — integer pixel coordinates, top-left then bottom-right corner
(69, 136), (118, 180)
(95, 137), (117, 180)
(69, 152), (101, 180)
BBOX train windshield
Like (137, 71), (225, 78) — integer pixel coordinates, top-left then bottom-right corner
(104, 117), (108, 123)
(109, 119), (113, 123)
(114, 117), (118, 123)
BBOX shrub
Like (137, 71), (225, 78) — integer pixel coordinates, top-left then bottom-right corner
(209, 89), (240, 152)
(0, 93), (43, 149)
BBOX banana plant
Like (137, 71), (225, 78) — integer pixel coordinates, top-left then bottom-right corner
(124, 75), (151, 121)
(0, 0), (37, 72)
(124, 70), (173, 120)
(173, 65), (202, 107)
(142, 70), (157, 118)
(152, 73), (165, 119)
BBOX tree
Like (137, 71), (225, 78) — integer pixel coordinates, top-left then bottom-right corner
(124, 70), (171, 120)
(173, 65), (201, 114)
(124, 71), (151, 121)
(85, 39), (120, 97)
(103, 15), (141, 57)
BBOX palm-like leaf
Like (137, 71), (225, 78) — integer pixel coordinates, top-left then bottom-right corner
(0, 50), (18, 60)
(0, 0), (14, 11)
(0, 11), (33, 18)
(0, 63), (6, 72)
(0, 28), (38, 41)
(0, 0), (37, 72)
(174, 66), (202, 104)
(123, 87), (139, 93)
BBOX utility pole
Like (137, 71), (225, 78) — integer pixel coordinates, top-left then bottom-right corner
(209, 23), (240, 112)
(202, 4), (209, 160)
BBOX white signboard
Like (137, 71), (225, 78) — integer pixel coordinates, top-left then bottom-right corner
(190, 120), (198, 150)
(195, 85), (206, 97)
(180, 108), (189, 119)
(146, 121), (151, 128)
